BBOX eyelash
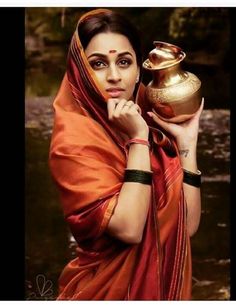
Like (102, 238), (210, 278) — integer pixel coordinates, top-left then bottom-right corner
(89, 58), (132, 70)
(90, 60), (106, 69)
(118, 59), (132, 67)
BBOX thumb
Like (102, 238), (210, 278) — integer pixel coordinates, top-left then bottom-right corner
(107, 98), (119, 120)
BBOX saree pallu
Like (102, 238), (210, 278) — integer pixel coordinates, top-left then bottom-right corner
(49, 8), (192, 300)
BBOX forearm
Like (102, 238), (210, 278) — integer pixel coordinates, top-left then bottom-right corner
(178, 142), (201, 237)
(107, 142), (151, 243)
(147, 99), (204, 237)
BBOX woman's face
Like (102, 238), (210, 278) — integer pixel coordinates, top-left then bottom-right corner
(85, 32), (140, 100)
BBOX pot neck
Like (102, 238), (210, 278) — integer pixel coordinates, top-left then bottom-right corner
(151, 64), (187, 88)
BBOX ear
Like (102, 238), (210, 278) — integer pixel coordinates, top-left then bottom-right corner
(136, 68), (140, 83)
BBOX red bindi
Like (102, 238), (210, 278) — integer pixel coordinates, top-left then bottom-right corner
(109, 50), (117, 53)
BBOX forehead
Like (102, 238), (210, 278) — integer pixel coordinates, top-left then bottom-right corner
(85, 32), (135, 56)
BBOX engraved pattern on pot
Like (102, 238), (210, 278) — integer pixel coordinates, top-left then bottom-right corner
(143, 41), (202, 122)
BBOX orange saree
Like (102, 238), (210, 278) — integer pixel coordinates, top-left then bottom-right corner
(49, 9), (192, 300)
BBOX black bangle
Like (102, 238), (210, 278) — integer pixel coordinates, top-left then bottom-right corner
(124, 169), (153, 185)
(183, 169), (201, 188)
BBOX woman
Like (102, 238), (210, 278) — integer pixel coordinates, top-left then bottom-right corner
(49, 8), (203, 300)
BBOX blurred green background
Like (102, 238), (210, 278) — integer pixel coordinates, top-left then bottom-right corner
(25, 7), (230, 300)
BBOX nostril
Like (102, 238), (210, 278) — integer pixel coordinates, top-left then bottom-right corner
(107, 67), (121, 82)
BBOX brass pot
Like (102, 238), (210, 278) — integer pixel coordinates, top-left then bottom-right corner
(143, 41), (202, 123)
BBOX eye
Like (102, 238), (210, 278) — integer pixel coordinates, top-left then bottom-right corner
(118, 58), (132, 68)
(89, 60), (107, 70)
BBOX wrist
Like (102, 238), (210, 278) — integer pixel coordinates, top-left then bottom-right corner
(178, 147), (196, 159)
(178, 147), (198, 172)
(179, 156), (198, 173)
(176, 138), (197, 151)
(125, 138), (150, 149)
(131, 129), (149, 141)
(177, 142), (197, 158)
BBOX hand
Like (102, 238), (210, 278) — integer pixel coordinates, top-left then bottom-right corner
(107, 98), (149, 140)
(147, 98), (204, 148)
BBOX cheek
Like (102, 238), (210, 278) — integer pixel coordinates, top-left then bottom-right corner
(126, 73), (137, 90)
(124, 76), (137, 100)
(126, 67), (138, 85)
(93, 71), (106, 88)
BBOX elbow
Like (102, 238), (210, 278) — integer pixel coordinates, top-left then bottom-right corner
(188, 223), (200, 237)
(108, 225), (143, 244)
(188, 228), (197, 237)
(107, 214), (145, 244)
(122, 231), (143, 244)
(187, 210), (201, 237)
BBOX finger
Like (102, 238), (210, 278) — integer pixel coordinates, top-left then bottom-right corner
(119, 100), (135, 114)
(113, 99), (127, 117)
(125, 100), (135, 107)
(197, 97), (205, 116)
(107, 98), (119, 120)
(147, 110), (174, 133)
(137, 104), (142, 115)
(191, 97), (205, 121)
(128, 104), (141, 114)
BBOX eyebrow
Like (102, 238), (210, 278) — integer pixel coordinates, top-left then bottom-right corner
(87, 51), (133, 59)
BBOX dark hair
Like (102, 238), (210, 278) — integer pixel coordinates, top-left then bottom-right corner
(78, 10), (143, 69)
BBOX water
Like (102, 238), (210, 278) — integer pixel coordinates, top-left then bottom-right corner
(25, 97), (230, 300)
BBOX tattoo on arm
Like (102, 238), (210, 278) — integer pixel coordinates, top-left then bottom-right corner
(179, 149), (189, 157)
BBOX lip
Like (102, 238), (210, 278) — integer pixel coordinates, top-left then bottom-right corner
(106, 88), (125, 98)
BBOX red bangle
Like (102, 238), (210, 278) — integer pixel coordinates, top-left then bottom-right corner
(125, 138), (150, 149)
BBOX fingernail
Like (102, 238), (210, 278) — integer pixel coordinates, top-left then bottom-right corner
(147, 112), (153, 117)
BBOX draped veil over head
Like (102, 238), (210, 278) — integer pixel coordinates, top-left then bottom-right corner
(49, 8), (192, 300)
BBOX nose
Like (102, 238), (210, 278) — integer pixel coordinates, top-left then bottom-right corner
(106, 64), (121, 83)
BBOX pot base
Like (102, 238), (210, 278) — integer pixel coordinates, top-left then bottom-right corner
(152, 108), (197, 123)
(149, 89), (202, 123)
